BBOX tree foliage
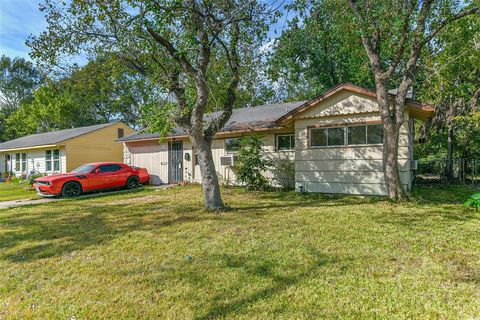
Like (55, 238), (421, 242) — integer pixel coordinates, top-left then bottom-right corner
(5, 58), (157, 137)
(27, 0), (270, 209)
(268, 0), (374, 100)
(0, 55), (43, 141)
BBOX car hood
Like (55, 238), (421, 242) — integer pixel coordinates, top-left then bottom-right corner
(35, 173), (78, 182)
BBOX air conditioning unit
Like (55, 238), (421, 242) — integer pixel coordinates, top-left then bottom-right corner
(411, 160), (418, 170)
(220, 154), (238, 166)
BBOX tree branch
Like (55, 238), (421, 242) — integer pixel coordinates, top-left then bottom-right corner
(146, 27), (197, 75)
(422, 7), (480, 46)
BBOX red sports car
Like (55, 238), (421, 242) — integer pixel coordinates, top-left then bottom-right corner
(33, 162), (149, 197)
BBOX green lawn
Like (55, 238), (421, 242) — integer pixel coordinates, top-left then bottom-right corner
(0, 181), (37, 201)
(0, 185), (479, 319)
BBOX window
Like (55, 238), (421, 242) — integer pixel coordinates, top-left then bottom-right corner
(15, 153), (20, 171)
(53, 149), (60, 171)
(347, 124), (383, 145)
(310, 127), (345, 147)
(225, 138), (241, 153)
(45, 149), (60, 171)
(98, 164), (122, 173)
(15, 153), (27, 171)
(277, 134), (295, 151)
(46, 150), (52, 171)
(72, 164), (96, 174)
(348, 126), (367, 145)
(118, 128), (124, 138)
(367, 124), (383, 144)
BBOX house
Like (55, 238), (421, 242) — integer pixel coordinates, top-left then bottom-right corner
(0, 122), (134, 177)
(119, 84), (434, 195)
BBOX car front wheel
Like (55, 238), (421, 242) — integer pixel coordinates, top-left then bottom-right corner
(126, 176), (140, 189)
(62, 181), (82, 197)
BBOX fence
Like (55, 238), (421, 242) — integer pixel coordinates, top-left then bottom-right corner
(415, 159), (480, 185)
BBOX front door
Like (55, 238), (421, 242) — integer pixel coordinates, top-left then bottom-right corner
(169, 141), (183, 183)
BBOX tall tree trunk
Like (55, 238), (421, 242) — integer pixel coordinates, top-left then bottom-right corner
(190, 134), (224, 210)
(375, 80), (407, 201)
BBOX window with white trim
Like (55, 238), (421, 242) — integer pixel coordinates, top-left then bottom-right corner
(15, 153), (27, 172)
(46, 149), (60, 172)
(276, 134), (295, 151)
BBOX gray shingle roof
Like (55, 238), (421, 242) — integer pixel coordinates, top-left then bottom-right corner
(0, 123), (118, 151)
(120, 101), (306, 142)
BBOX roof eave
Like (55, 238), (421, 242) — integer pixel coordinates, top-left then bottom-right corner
(0, 144), (60, 153)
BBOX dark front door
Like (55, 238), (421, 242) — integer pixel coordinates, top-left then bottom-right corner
(169, 141), (183, 183)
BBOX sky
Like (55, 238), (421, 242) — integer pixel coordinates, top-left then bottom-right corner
(0, 0), (46, 60)
(0, 0), (295, 64)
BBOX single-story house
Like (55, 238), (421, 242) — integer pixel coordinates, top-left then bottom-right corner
(0, 122), (134, 177)
(119, 83), (434, 195)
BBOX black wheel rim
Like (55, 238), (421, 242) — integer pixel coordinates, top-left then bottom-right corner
(65, 183), (81, 197)
(128, 178), (139, 188)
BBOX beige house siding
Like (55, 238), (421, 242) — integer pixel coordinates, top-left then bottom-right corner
(294, 92), (412, 195)
(125, 133), (295, 187)
(121, 90), (423, 196)
(124, 140), (169, 185)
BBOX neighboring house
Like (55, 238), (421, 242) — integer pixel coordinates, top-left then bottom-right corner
(0, 122), (134, 177)
(119, 84), (434, 195)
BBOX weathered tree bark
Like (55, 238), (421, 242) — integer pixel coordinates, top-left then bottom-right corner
(190, 137), (224, 209)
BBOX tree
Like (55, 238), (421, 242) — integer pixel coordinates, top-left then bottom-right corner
(6, 58), (159, 137)
(0, 55), (43, 141)
(415, 14), (480, 177)
(347, 0), (479, 200)
(28, 0), (268, 210)
(267, 0), (374, 100)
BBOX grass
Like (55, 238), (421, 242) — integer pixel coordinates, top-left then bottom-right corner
(0, 181), (37, 201)
(0, 185), (479, 319)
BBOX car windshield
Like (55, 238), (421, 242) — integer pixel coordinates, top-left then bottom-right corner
(71, 164), (96, 174)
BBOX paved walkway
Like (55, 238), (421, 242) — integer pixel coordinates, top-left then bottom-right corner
(0, 185), (175, 210)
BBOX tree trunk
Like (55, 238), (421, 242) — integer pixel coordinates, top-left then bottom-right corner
(190, 135), (225, 210)
(382, 121), (406, 200)
(375, 80), (407, 201)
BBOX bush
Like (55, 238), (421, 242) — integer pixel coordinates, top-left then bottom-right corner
(235, 135), (272, 191)
(26, 172), (46, 186)
(464, 193), (480, 211)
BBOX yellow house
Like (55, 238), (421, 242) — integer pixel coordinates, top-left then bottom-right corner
(0, 122), (134, 176)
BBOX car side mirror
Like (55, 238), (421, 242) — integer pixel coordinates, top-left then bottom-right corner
(93, 169), (100, 175)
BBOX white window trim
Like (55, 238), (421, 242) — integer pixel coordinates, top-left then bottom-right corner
(45, 148), (61, 173)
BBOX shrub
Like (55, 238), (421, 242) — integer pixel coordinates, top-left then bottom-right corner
(27, 172), (46, 186)
(464, 193), (480, 211)
(235, 135), (272, 191)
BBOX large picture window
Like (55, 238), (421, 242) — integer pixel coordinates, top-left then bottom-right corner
(276, 134), (295, 151)
(310, 123), (383, 148)
(310, 127), (345, 147)
(225, 138), (241, 153)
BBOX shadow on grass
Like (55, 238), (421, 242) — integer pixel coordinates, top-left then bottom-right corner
(0, 196), (226, 263)
(195, 249), (335, 320)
